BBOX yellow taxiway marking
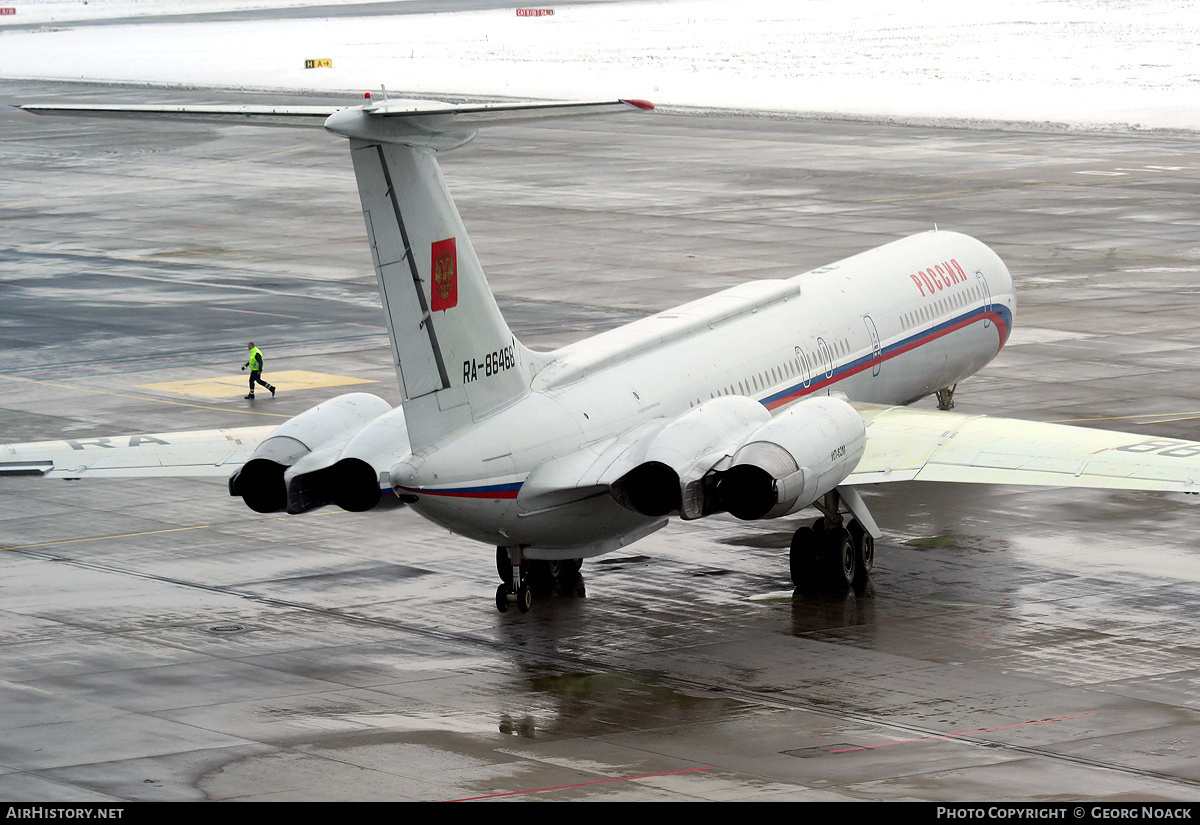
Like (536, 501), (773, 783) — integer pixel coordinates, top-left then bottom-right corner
(0, 525), (211, 552)
(1049, 410), (1200, 426)
(140, 370), (375, 399)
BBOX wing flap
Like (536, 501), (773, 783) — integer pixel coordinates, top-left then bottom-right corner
(848, 403), (1200, 492)
(0, 426), (274, 479)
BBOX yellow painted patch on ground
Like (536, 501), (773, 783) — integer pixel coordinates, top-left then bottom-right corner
(140, 370), (376, 399)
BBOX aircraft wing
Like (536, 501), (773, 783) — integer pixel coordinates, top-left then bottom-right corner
(847, 403), (1200, 492)
(0, 426), (274, 479)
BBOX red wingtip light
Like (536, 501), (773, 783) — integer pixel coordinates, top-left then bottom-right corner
(622, 99), (655, 110)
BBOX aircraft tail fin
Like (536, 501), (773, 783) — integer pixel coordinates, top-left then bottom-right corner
(331, 99), (653, 450)
(348, 139), (537, 449)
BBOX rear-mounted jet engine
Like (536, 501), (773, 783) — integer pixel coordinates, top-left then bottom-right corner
(228, 392), (395, 513)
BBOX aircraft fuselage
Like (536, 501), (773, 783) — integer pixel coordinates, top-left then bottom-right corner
(395, 230), (1015, 555)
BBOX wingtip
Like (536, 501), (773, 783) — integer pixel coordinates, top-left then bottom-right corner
(621, 99), (655, 111)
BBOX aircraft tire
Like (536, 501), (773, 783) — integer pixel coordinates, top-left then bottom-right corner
(789, 526), (817, 587)
(825, 527), (857, 590)
(549, 558), (583, 576)
(496, 583), (511, 613)
(517, 582), (533, 613)
(848, 520), (874, 586)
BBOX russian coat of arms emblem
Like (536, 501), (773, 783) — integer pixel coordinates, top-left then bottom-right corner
(430, 238), (458, 310)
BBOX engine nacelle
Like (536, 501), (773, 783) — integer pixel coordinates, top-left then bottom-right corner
(228, 392), (394, 513)
(284, 405), (411, 514)
(712, 396), (865, 520)
(610, 396), (770, 518)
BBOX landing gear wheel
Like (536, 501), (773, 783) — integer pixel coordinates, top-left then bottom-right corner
(548, 558), (583, 578)
(496, 546), (535, 613)
(848, 521), (874, 586)
(789, 526), (816, 587)
(825, 526), (856, 589)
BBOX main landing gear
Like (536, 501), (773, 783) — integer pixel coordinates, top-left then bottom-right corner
(936, 383), (957, 411)
(495, 546), (585, 613)
(788, 489), (875, 590)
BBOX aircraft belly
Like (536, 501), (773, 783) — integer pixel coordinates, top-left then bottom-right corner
(509, 495), (660, 552)
(408, 493), (518, 545)
(407, 485), (657, 552)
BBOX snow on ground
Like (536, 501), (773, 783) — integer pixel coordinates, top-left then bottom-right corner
(2, 0), (1198, 129)
(0, 0), (368, 24)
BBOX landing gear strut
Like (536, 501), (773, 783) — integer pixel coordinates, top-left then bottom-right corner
(788, 488), (876, 589)
(936, 383), (957, 410)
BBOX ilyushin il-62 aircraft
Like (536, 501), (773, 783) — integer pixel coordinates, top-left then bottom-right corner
(9, 97), (1200, 614)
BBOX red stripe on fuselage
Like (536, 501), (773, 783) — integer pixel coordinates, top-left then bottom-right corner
(765, 310), (1008, 411)
(395, 485), (521, 500)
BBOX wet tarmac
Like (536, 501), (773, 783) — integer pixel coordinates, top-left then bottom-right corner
(3, 79), (1200, 801)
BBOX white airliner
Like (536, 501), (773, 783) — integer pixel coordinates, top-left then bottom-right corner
(9, 97), (1200, 613)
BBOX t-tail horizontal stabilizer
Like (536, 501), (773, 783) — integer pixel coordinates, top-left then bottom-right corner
(325, 98), (653, 149)
(19, 98), (655, 150)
